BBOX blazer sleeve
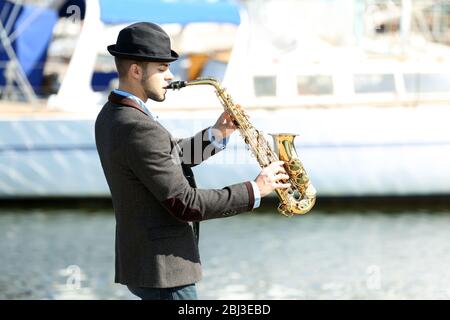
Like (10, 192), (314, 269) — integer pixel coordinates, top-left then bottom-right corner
(175, 127), (222, 168)
(126, 120), (255, 222)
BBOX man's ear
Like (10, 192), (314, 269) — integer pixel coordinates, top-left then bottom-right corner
(129, 63), (142, 80)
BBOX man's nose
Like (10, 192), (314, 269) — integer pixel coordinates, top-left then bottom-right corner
(165, 69), (174, 81)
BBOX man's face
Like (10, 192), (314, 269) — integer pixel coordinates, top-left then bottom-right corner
(140, 61), (173, 102)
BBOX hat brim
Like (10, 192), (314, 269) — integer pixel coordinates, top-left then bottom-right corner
(107, 45), (179, 62)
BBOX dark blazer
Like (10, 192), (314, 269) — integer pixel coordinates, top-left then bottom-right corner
(95, 92), (255, 288)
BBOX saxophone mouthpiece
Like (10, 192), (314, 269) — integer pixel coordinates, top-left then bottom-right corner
(164, 81), (187, 90)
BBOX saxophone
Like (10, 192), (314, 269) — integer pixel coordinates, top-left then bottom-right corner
(165, 77), (316, 216)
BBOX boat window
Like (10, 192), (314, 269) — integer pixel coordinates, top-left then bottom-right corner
(354, 74), (395, 93)
(403, 73), (450, 93)
(254, 76), (276, 97)
(297, 75), (333, 95)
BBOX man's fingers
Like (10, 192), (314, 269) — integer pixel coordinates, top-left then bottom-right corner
(270, 161), (287, 174)
(223, 112), (233, 121)
(274, 173), (289, 182)
(274, 182), (291, 189)
(268, 161), (285, 169)
(256, 162), (292, 196)
(263, 174), (289, 187)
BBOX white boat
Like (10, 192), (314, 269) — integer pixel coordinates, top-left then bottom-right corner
(1, 0), (450, 199)
(0, 0), (241, 198)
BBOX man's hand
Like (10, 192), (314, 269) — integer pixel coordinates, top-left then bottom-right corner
(255, 161), (291, 197)
(211, 111), (237, 141)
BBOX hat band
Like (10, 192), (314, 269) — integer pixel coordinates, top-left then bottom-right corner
(116, 42), (171, 57)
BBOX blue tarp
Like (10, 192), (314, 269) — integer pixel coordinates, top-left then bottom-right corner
(0, 0), (241, 96)
(99, 0), (241, 25)
(0, 0), (57, 96)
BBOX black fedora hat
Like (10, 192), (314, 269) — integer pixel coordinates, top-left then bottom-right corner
(107, 22), (179, 62)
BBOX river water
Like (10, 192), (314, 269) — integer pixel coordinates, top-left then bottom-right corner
(1, 201), (450, 300)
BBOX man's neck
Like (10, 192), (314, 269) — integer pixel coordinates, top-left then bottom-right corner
(117, 84), (147, 103)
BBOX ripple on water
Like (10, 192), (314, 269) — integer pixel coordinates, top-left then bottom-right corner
(1, 207), (450, 299)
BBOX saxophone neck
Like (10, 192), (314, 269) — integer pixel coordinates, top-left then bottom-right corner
(164, 80), (187, 90)
(164, 77), (221, 90)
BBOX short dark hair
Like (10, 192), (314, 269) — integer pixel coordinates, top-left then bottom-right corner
(114, 57), (148, 78)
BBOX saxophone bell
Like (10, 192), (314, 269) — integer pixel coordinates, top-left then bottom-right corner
(270, 133), (316, 216)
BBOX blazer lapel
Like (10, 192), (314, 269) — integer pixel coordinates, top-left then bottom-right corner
(108, 92), (149, 117)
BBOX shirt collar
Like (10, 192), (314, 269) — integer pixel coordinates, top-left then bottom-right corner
(112, 89), (157, 120)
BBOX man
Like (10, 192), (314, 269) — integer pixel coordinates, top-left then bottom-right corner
(95, 22), (290, 300)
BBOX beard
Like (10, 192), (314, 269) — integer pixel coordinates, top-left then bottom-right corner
(141, 78), (165, 102)
(146, 89), (165, 102)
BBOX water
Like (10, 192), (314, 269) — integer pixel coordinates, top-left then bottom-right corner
(1, 201), (450, 300)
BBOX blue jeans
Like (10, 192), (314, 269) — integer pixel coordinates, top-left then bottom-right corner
(127, 284), (198, 300)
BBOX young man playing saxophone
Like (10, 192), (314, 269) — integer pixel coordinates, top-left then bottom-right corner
(95, 22), (290, 300)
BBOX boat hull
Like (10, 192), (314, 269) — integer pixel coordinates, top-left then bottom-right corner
(1, 105), (449, 198)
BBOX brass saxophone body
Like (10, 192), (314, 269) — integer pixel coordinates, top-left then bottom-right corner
(165, 77), (316, 216)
